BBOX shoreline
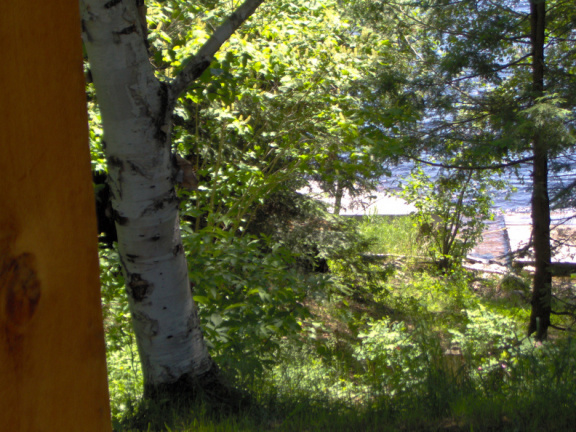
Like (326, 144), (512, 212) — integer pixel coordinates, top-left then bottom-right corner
(301, 185), (576, 265)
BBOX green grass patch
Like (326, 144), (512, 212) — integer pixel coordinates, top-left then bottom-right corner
(356, 215), (424, 257)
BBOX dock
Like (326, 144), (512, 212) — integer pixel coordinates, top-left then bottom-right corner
(469, 210), (576, 272)
(300, 183), (576, 271)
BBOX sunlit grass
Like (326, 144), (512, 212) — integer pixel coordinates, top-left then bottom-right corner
(356, 214), (425, 257)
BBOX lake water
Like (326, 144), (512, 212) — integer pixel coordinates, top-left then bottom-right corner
(379, 154), (576, 213)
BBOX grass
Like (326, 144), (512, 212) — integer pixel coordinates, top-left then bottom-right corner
(105, 216), (576, 431)
(356, 215), (425, 257)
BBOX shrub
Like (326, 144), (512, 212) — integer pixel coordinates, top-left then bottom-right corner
(399, 166), (504, 270)
(183, 228), (315, 383)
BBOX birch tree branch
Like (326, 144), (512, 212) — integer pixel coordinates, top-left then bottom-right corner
(169, 0), (265, 104)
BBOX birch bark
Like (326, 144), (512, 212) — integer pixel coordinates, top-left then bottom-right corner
(80, 0), (264, 397)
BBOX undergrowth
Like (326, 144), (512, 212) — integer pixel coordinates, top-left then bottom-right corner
(102, 216), (576, 431)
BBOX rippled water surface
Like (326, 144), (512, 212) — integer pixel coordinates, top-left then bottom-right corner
(380, 155), (576, 212)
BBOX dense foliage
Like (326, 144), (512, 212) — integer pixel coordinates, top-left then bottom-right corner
(89, 0), (576, 429)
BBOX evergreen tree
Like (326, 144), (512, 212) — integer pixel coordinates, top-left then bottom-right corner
(363, 0), (576, 340)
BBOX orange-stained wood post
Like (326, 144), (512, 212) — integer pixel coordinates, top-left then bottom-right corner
(0, 1), (111, 430)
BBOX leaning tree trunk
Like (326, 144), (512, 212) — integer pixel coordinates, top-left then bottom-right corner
(80, 1), (214, 397)
(528, 0), (552, 341)
(80, 0), (264, 397)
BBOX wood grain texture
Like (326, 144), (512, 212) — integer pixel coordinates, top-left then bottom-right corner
(0, 1), (111, 430)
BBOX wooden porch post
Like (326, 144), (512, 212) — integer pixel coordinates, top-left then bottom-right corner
(0, 1), (111, 430)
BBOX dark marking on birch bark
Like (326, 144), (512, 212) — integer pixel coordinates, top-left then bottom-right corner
(107, 155), (124, 168)
(153, 199), (166, 210)
(185, 312), (202, 339)
(111, 208), (129, 225)
(1, 253), (41, 330)
(104, 0), (122, 8)
(128, 273), (153, 302)
(173, 244), (184, 256)
(81, 19), (93, 42)
(140, 200), (163, 217)
(186, 315), (194, 337)
(141, 193), (178, 216)
(116, 25), (138, 36)
(106, 183), (122, 202)
(126, 160), (147, 177)
(135, 0), (149, 48)
(154, 82), (170, 142)
(126, 254), (139, 262)
(151, 234), (160, 241)
(112, 25), (137, 44)
(133, 311), (159, 337)
(166, 335), (173, 339)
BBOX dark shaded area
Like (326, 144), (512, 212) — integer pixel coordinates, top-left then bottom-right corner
(245, 189), (331, 273)
(122, 364), (251, 431)
(93, 171), (117, 248)
(297, 244), (330, 273)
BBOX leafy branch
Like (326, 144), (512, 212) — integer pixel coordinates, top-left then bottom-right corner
(168, 0), (265, 107)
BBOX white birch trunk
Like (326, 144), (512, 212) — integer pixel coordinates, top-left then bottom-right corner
(81, 0), (265, 396)
(80, 0), (213, 393)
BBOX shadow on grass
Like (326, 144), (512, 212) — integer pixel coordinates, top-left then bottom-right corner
(117, 391), (393, 432)
(115, 371), (576, 432)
